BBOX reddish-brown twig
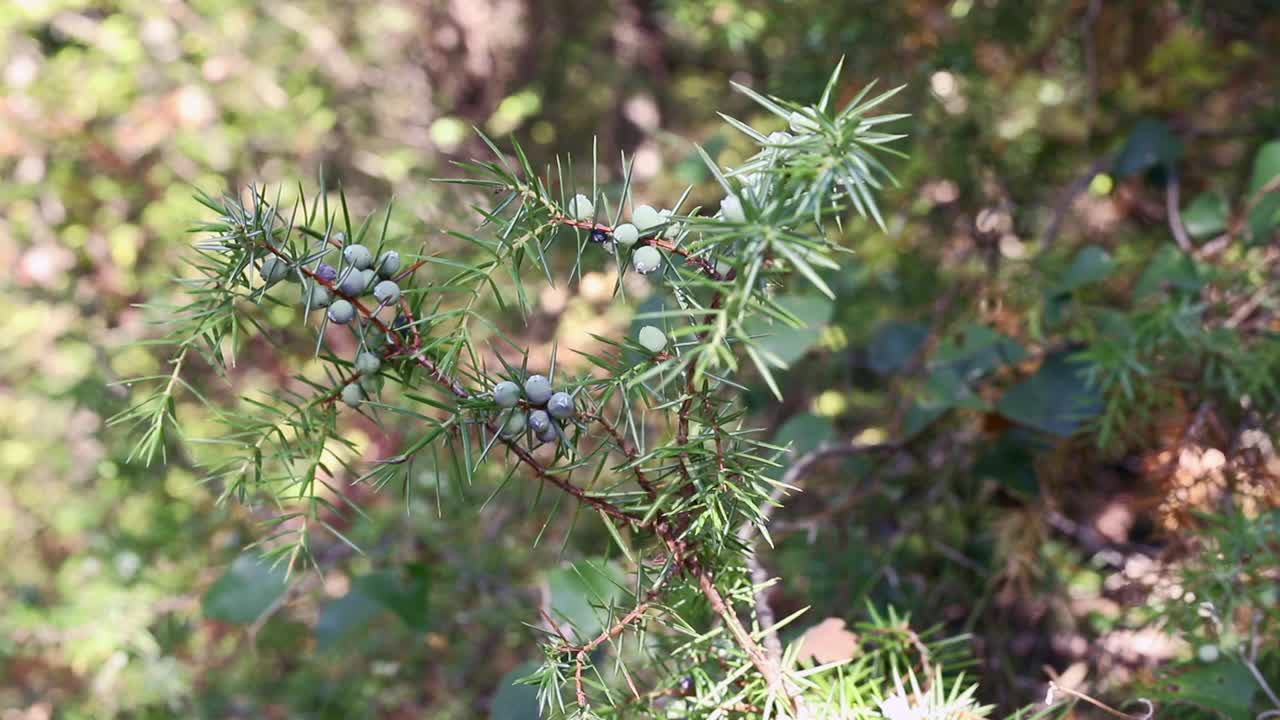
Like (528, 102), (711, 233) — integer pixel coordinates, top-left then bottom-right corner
(549, 215), (725, 280)
(262, 230), (792, 712)
(564, 596), (660, 709)
(581, 411), (658, 499)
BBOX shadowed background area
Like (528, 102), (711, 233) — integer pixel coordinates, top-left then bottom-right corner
(2, 1), (1279, 718)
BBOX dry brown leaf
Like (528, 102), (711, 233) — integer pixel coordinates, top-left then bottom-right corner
(795, 617), (860, 664)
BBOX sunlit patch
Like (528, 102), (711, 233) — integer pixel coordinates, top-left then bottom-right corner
(920, 179), (960, 206)
(812, 390), (846, 417)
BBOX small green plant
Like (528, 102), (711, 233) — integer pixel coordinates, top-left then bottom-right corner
(119, 63), (1021, 718)
(1141, 506), (1280, 717)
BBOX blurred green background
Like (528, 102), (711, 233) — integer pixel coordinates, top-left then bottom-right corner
(3, 1), (1279, 718)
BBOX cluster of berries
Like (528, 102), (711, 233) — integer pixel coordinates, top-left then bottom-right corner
(569, 193), (745, 280)
(256, 233), (404, 326)
(491, 374), (575, 445)
(254, 233), (411, 410)
(340, 346), (387, 408)
(321, 243), (403, 325)
(567, 194), (674, 277)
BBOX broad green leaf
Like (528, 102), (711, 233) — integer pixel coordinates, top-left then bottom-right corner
(932, 324), (1027, 381)
(490, 662), (543, 720)
(545, 558), (626, 641)
(1248, 140), (1280, 194)
(996, 351), (1101, 437)
(867, 321), (929, 376)
(1133, 245), (1206, 300)
(315, 569), (431, 649)
(1147, 660), (1257, 720)
(903, 402), (948, 439)
(360, 566), (432, 631)
(901, 367), (986, 438)
(972, 431), (1041, 496)
(743, 295), (834, 368)
(1181, 192), (1228, 239)
(316, 582), (387, 650)
(1054, 245), (1114, 294)
(1113, 118), (1182, 178)
(202, 554), (288, 625)
(1247, 139), (1280, 241)
(769, 413), (835, 479)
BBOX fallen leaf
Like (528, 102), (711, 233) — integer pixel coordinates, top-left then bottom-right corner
(796, 617), (860, 664)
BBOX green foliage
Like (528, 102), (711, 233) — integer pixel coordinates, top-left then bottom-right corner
(8, 2), (1280, 719)
(203, 553), (289, 624)
(124, 63), (1001, 719)
(997, 351), (1100, 438)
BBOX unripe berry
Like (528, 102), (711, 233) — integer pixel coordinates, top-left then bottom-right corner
(715, 261), (733, 278)
(375, 250), (401, 278)
(535, 422), (559, 444)
(337, 267), (366, 296)
(260, 256), (289, 283)
(528, 409), (551, 434)
(360, 269), (378, 294)
(493, 381), (521, 408)
(632, 205), (661, 231)
(333, 231), (348, 244)
(613, 223), (639, 247)
(373, 280), (401, 305)
(303, 284), (332, 308)
(359, 374), (384, 394)
(355, 352), (382, 375)
(501, 411), (527, 437)
(343, 243), (373, 270)
(523, 375), (553, 405)
(719, 195), (745, 223)
(327, 299), (355, 324)
(547, 392), (574, 419)
(341, 382), (365, 408)
(568, 193), (594, 221)
(638, 325), (667, 353)
(315, 263), (338, 284)
(658, 209), (679, 239)
(632, 246), (662, 275)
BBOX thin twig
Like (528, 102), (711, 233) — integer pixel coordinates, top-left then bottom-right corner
(779, 441), (899, 489)
(733, 439), (897, 685)
(269, 216), (799, 710)
(1166, 172), (1193, 252)
(696, 561), (798, 713)
(582, 411), (658, 499)
(1240, 174), (1280, 228)
(562, 591), (662, 711)
(1225, 285), (1269, 329)
(551, 215), (726, 280)
(1244, 656), (1280, 711)
(1081, 0), (1101, 127)
(1046, 681), (1154, 720)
